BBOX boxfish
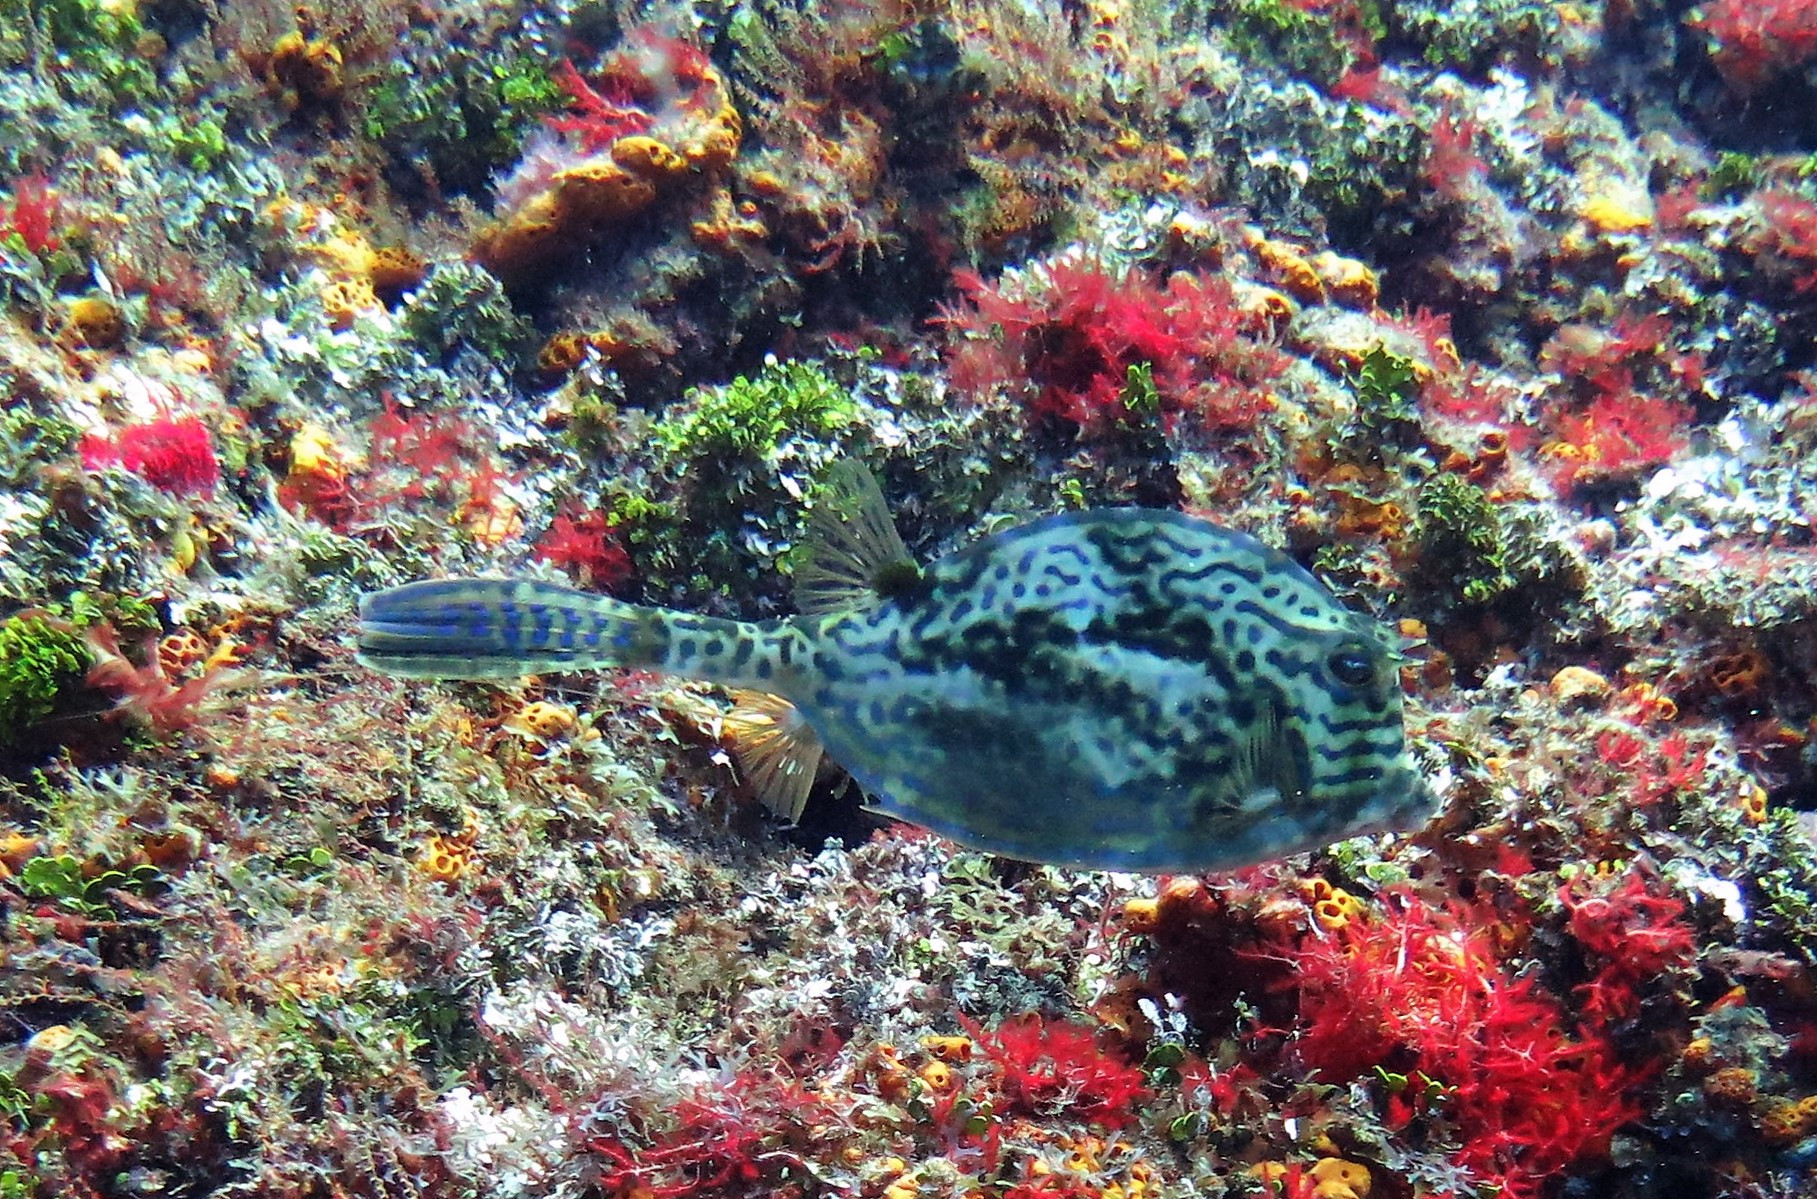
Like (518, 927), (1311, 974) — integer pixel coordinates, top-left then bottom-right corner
(357, 462), (1435, 871)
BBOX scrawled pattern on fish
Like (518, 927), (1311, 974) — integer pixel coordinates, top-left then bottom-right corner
(358, 486), (1432, 872)
(794, 509), (1419, 869)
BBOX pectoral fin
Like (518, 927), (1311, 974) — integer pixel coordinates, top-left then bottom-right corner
(1232, 700), (1295, 816)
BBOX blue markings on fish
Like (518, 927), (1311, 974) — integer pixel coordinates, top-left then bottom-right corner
(356, 461), (1435, 871)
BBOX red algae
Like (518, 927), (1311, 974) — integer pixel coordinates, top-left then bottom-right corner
(81, 416), (218, 497)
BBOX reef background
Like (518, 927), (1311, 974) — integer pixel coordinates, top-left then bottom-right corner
(4, 1), (1817, 1196)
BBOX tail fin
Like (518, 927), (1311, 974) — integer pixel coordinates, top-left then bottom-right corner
(357, 578), (670, 680)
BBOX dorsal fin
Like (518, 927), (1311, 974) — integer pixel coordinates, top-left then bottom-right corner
(723, 689), (823, 823)
(794, 459), (919, 616)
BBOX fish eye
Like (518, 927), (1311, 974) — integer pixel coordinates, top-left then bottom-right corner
(1327, 645), (1376, 687)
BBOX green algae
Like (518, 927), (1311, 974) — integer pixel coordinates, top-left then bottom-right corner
(1414, 473), (1514, 608)
(0, 609), (88, 745)
(655, 358), (862, 464)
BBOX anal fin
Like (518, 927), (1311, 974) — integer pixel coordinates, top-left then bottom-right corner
(723, 690), (824, 823)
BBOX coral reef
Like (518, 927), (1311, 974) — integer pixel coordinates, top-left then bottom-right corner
(5, 2), (1817, 1197)
(473, 33), (742, 284)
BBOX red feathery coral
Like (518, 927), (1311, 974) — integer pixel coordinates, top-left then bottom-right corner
(533, 508), (633, 590)
(82, 416), (219, 497)
(1541, 393), (1694, 492)
(1559, 868), (1696, 1024)
(1752, 189), (1817, 293)
(941, 260), (1287, 433)
(1689, 0), (1817, 90)
(547, 58), (653, 152)
(1285, 892), (1657, 1199)
(1, 173), (60, 254)
(578, 1069), (836, 1198)
(966, 1013), (1150, 1129)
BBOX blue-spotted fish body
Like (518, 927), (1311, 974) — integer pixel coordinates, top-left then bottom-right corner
(357, 463), (1434, 871)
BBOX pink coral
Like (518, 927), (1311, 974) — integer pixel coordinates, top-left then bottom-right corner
(83, 622), (242, 735)
(1422, 112), (1488, 199)
(491, 126), (584, 215)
